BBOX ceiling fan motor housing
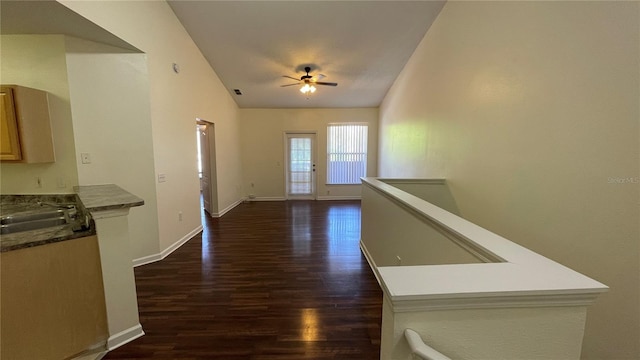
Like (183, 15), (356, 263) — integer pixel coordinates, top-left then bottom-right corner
(280, 67), (337, 88)
(301, 67), (313, 80)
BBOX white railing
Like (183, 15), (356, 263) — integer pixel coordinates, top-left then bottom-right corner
(360, 177), (607, 360)
(404, 329), (451, 360)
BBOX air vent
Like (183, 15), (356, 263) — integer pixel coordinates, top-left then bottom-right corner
(233, 89), (242, 95)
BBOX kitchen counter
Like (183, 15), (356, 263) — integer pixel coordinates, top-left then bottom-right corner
(0, 194), (94, 252)
(0, 221), (95, 253)
(74, 184), (144, 212)
(1, 185), (144, 252)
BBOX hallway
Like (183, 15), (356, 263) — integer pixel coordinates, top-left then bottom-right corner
(104, 200), (383, 359)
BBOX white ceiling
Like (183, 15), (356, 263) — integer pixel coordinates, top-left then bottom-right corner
(0, 0), (139, 52)
(2, 0), (445, 109)
(167, 1), (445, 108)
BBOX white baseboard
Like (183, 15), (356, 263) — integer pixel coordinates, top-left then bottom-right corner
(359, 240), (383, 288)
(316, 195), (361, 201)
(161, 225), (203, 259)
(132, 253), (162, 267)
(132, 225), (203, 267)
(213, 198), (244, 217)
(132, 196), (244, 267)
(245, 196), (359, 201)
(248, 196), (286, 201)
(107, 324), (144, 350)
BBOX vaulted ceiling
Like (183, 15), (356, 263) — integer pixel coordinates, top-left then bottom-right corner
(167, 1), (445, 108)
(0, 0), (138, 51)
(2, 0), (445, 109)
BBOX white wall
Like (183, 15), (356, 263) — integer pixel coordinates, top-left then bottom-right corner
(59, 0), (243, 253)
(379, 2), (639, 359)
(384, 301), (588, 360)
(361, 184), (481, 267)
(379, 179), (459, 215)
(240, 108), (378, 200)
(0, 35), (79, 194)
(65, 36), (161, 259)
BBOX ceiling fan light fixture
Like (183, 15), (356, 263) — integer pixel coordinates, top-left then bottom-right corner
(282, 67), (336, 94)
(300, 84), (316, 94)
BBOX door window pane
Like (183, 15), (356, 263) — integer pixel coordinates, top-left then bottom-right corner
(289, 137), (312, 194)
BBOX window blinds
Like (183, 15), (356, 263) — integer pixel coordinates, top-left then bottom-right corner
(327, 124), (368, 184)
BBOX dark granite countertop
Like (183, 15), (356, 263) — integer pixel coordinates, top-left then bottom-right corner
(1, 194), (95, 252)
(1, 184), (144, 252)
(74, 184), (144, 212)
(0, 222), (95, 252)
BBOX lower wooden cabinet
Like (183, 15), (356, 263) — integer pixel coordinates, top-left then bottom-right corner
(1, 236), (109, 359)
(0, 85), (55, 163)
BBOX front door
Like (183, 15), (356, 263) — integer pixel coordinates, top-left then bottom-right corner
(285, 133), (316, 200)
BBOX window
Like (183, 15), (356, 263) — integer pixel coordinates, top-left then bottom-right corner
(327, 124), (368, 184)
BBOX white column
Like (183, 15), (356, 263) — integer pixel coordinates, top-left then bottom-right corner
(92, 208), (144, 350)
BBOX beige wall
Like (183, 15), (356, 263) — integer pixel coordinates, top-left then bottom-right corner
(59, 0), (243, 253)
(0, 35), (79, 194)
(240, 108), (378, 199)
(379, 2), (639, 359)
(361, 183), (481, 267)
(65, 36), (161, 260)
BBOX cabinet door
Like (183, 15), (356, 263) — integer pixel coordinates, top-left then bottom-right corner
(0, 88), (22, 161)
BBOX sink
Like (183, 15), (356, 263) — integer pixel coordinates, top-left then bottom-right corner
(1, 209), (72, 235)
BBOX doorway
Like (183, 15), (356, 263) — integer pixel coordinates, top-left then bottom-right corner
(197, 120), (218, 216)
(285, 132), (316, 200)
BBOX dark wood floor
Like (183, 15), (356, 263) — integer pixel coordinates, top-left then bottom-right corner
(104, 200), (383, 359)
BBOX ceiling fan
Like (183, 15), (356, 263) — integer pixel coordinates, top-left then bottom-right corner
(281, 66), (337, 94)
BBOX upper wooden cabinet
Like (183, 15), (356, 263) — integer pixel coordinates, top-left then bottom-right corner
(0, 85), (55, 163)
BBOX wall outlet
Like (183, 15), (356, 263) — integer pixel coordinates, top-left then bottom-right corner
(36, 176), (42, 188)
(178, 211), (183, 221)
(251, 182), (254, 188)
(56, 177), (66, 188)
(158, 173), (167, 183)
(80, 152), (91, 164)
(396, 256), (402, 265)
(326, 190), (330, 195)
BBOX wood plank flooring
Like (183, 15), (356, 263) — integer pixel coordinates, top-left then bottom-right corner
(104, 200), (383, 359)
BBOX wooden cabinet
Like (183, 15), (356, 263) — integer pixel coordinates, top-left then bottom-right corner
(1, 236), (108, 359)
(0, 85), (55, 163)
(0, 87), (21, 160)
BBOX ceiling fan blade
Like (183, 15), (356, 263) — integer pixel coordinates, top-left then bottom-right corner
(282, 75), (301, 81)
(311, 74), (326, 82)
(315, 82), (338, 87)
(280, 83), (300, 87)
